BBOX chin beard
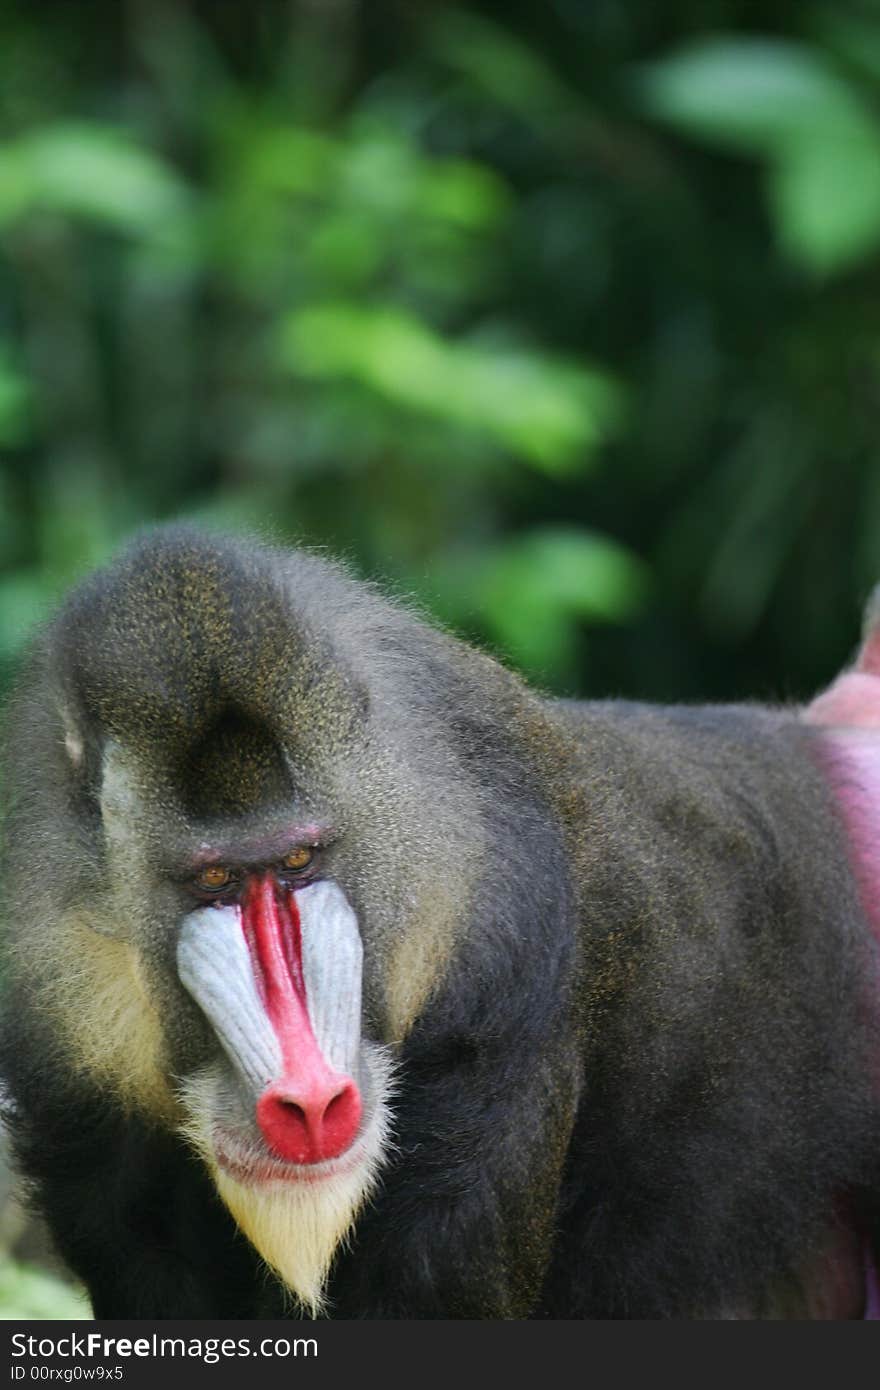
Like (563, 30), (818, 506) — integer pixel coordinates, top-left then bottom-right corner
(177, 1042), (396, 1315)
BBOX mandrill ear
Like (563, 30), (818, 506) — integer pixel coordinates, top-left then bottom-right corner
(804, 587), (880, 730)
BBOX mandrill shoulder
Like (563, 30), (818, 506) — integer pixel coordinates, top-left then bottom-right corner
(540, 692), (851, 855)
(533, 694), (875, 1025)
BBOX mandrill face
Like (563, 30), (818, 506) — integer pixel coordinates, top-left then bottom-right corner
(181, 877), (365, 1170)
(174, 871), (395, 1314)
(94, 728), (397, 1314)
(175, 865), (394, 1175)
(179, 875), (366, 1170)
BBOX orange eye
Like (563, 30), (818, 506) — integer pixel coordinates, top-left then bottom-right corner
(282, 846), (315, 872)
(195, 865), (234, 892)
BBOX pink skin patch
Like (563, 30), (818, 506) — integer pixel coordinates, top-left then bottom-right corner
(805, 652), (880, 953)
(804, 635), (880, 1319)
(241, 875), (362, 1165)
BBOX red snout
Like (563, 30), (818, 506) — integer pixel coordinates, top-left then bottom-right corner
(257, 1074), (362, 1165)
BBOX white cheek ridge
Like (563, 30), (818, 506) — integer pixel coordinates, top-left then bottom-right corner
(297, 880), (363, 1076)
(177, 906), (282, 1093)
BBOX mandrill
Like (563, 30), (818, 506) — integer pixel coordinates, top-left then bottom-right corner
(0, 526), (878, 1319)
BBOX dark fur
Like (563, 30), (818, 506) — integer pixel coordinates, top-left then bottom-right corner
(1, 528), (878, 1318)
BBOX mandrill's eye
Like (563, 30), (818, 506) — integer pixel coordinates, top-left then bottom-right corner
(194, 865), (235, 894)
(282, 846), (315, 873)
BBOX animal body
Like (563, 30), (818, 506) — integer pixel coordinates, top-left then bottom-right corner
(0, 527), (878, 1319)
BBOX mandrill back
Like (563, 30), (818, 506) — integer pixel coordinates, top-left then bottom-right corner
(0, 526), (878, 1319)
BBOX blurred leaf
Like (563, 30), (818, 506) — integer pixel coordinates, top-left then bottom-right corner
(769, 134), (880, 271)
(305, 213), (382, 286)
(431, 8), (576, 125)
(639, 37), (880, 273)
(242, 126), (341, 196)
(494, 528), (649, 619)
(338, 128), (508, 228)
(638, 38), (871, 152)
(433, 527), (648, 680)
(281, 304), (622, 473)
(0, 124), (193, 245)
(213, 118), (507, 302)
(413, 157), (510, 228)
(335, 128), (509, 264)
(339, 130), (430, 217)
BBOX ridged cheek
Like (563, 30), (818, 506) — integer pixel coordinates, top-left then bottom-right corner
(176, 880), (365, 1101)
(297, 879), (364, 1077)
(177, 903), (283, 1094)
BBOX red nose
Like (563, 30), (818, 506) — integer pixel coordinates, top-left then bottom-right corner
(257, 1075), (362, 1165)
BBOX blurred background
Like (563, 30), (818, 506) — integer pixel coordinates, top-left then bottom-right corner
(4, 0), (880, 1315)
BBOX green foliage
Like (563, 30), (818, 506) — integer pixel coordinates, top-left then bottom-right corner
(1, 1), (879, 706)
(429, 528), (647, 684)
(639, 36), (880, 271)
(639, 38), (869, 152)
(430, 8), (578, 126)
(281, 304), (620, 474)
(0, 124), (192, 240)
